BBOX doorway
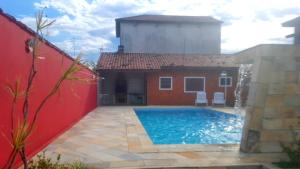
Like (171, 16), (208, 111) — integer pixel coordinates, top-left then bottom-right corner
(115, 73), (127, 104)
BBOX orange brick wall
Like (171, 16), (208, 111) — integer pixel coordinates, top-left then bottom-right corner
(146, 69), (238, 106)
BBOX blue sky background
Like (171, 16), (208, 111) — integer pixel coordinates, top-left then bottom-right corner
(1, 0), (300, 62)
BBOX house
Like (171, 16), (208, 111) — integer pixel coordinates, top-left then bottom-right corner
(282, 16), (300, 44)
(97, 53), (238, 106)
(116, 15), (222, 54)
(97, 15), (238, 106)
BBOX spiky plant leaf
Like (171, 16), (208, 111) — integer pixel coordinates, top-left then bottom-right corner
(5, 79), (25, 100)
(11, 120), (31, 151)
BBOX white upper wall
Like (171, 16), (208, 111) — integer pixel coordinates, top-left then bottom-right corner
(119, 21), (221, 54)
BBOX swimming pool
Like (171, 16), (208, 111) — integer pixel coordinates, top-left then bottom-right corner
(134, 107), (243, 144)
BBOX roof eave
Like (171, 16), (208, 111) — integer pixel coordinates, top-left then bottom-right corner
(282, 17), (300, 27)
(97, 66), (238, 72)
(286, 33), (295, 38)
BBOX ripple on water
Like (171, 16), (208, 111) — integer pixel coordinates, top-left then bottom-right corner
(135, 107), (244, 144)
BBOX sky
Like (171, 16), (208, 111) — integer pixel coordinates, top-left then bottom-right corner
(1, 0), (300, 62)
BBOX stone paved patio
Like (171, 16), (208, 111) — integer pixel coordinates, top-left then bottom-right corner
(44, 107), (286, 168)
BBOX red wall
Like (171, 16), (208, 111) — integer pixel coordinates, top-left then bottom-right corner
(147, 69), (238, 106)
(0, 13), (97, 167)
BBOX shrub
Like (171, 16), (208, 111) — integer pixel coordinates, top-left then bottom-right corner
(28, 152), (88, 169)
(28, 152), (67, 169)
(68, 162), (87, 169)
(279, 125), (300, 167)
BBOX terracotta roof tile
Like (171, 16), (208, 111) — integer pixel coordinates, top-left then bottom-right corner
(97, 53), (238, 71)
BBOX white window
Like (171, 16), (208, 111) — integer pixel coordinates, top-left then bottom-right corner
(184, 77), (205, 93)
(159, 77), (172, 90)
(219, 77), (232, 87)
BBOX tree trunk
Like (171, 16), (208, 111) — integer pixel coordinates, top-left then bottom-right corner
(20, 147), (28, 169)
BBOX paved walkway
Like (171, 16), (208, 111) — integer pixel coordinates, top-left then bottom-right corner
(44, 107), (286, 168)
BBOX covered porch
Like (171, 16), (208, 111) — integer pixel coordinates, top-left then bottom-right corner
(99, 71), (147, 105)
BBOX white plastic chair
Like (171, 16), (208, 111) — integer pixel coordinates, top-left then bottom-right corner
(195, 91), (208, 106)
(212, 92), (225, 106)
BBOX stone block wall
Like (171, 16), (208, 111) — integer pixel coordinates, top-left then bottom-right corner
(238, 44), (300, 153)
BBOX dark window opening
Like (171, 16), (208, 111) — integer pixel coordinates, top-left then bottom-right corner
(185, 77), (205, 92)
(159, 77), (172, 90)
(219, 77), (232, 87)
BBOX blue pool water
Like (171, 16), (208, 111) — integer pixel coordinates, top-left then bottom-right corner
(134, 108), (244, 144)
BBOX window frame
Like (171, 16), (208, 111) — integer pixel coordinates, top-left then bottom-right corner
(219, 76), (232, 87)
(159, 76), (173, 90)
(184, 77), (206, 93)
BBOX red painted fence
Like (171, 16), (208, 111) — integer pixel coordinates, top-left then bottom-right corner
(0, 10), (97, 168)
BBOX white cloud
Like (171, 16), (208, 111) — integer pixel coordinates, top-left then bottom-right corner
(18, 0), (300, 60)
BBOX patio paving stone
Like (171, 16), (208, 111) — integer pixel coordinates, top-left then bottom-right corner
(42, 106), (287, 168)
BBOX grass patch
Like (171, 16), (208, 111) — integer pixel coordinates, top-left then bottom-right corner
(28, 152), (91, 169)
(273, 162), (300, 169)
